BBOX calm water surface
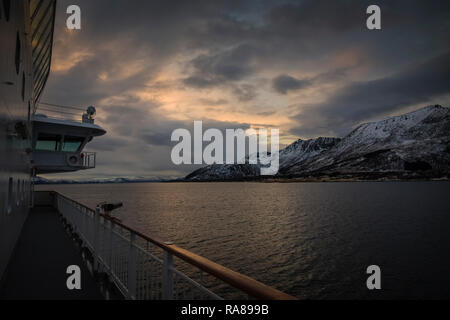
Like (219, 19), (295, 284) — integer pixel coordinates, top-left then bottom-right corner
(37, 182), (450, 299)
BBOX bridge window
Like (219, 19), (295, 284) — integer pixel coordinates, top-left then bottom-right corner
(62, 136), (85, 152)
(35, 133), (61, 151)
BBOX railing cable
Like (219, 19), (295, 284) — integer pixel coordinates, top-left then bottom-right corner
(38, 102), (86, 111)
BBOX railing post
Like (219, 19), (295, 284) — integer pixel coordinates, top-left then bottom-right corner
(162, 250), (174, 300)
(128, 233), (137, 299)
(93, 206), (100, 272)
(108, 220), (114, 272)
(82, 208), (86, 244)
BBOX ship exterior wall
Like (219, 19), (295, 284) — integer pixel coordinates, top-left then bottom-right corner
(0, 0), (34, 279)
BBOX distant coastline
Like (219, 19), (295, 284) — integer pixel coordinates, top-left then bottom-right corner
(35, 172), (449, 185)
(34, 177), (179, 185)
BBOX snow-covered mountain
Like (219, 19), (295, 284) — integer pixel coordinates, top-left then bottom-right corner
(185, 105), (450, 181)
(185, 137), (341, 181)
(185, 164), (261, 181)
(281, 105), (450, 176)
(279, 137), (341, 168)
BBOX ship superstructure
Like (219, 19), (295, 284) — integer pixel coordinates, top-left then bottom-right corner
(0, 0), (105, 280)
(0, 0), (57, 278)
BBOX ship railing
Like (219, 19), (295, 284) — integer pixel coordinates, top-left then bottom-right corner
(53, 192), (296, 300)
(34, 111), (82, 123)
(35, 102), (85, 123)
(81, 152), (96, 169)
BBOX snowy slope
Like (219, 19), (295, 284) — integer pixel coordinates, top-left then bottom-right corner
(279, 137), (341, 168)
(185, 137), (340, 181)
(185, 105), (450, 181)
(281, 105), (450, 176)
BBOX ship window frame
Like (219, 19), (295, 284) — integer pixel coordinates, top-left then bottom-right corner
(32, 29), (52, 70)
(62, 136), (86, 153)
(31, 0), (53, 38)
(35, 133), (62, 152)
(31, 0), (45, 22)
(32, 6), (53, 43)
(33, 47), (51, 83)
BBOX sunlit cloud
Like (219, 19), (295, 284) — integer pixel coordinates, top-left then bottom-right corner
(40, 0), (450, 179)
(51, 48), (94, 73)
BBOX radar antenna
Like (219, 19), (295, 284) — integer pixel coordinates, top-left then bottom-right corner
(82, 106), (96, 124)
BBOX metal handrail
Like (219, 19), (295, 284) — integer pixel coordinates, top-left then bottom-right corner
(81, 152), (96, 169)
(52, 192), (296, 300)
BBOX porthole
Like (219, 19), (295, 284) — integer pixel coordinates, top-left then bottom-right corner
(3, 0), (10, 21)
(15, 32), (21, 74)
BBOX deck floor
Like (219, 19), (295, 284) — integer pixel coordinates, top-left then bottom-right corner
(0, 206), (103, 300)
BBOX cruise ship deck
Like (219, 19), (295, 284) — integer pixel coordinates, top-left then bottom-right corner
(0, 206), (103, 300)
(0, 191), (295, 300)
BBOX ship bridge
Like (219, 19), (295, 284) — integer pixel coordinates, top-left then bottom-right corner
(32, 106), (106, 174)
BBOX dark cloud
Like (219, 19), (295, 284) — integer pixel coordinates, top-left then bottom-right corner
(273, 75), (311, 94)
(232, 84), (257, 102)
(266, 1), (363, 35)
(87, 136), (129, 152)
(263, 0), (450, 62)
(39, 0), (450, 179)
(141, 132), (173, 147)
(291, 51), (450, 137)
(183, 76), (218, 89)
(183, 44), (258, 89)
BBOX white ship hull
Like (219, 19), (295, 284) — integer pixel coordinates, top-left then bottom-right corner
(0, 0), (56, 279)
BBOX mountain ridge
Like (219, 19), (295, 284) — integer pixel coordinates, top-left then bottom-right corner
(185, 105), (450, 181)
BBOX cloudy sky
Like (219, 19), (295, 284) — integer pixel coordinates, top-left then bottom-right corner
(40, 0), (450, 179)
